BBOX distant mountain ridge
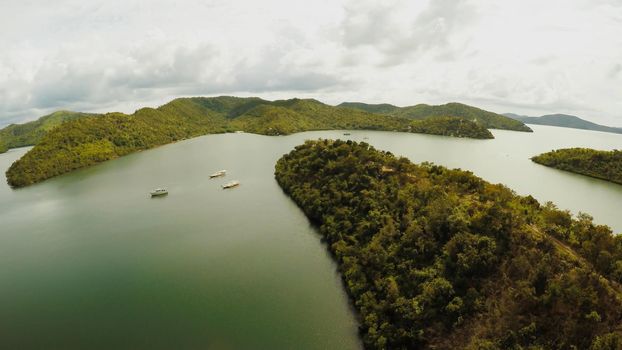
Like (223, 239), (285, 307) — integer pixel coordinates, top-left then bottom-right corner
(504, 113), (622, 134)
(340, 102), (533, 132)
(0, 98), (530, 155)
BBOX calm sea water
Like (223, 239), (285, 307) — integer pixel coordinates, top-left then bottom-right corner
(0, 125), (620, 349)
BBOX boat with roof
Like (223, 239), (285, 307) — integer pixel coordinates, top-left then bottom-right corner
(222, 180), (240, 189)
(150, 188), (168, 196)
(210, 170), (227, 178)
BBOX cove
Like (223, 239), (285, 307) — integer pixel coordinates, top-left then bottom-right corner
(0, 124), (620, 349)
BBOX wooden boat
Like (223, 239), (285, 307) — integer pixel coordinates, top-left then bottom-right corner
(210, 170), (227, 178)
(222, 180), (240, 189)
(150, 188), (168, 196)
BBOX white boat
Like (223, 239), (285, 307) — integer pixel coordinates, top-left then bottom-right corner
(150, 188), (168, 196)
(210, 170), (227, 178)
(222, 180), (240, 189)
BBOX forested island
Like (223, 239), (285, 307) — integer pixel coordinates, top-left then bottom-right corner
(3, 96), (528, 187)
(532, 148), (622, 185)
(275, 139), (622, 349)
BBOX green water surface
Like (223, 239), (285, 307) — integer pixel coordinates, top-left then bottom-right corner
(0, 125), (620, 349)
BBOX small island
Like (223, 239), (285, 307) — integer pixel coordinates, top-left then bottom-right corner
(275, 139), (622, 349)
(3, 96), (525, 188)
(532, 148), (622, 185)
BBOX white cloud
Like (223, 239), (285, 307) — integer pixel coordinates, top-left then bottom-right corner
(0, 0), (621, 126)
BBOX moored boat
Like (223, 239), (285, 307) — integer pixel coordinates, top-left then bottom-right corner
(222, 180), (240, 189)
(150, 188), (168, 196)
(210, 170), (227, 178)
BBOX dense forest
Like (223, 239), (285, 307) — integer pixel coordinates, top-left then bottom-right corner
(339, 102), (532, 132)
(532, 148), (622, 185)
(275, 140), (622, 350)
(0, 110), (96, 152)
(6, 96), (495, 187)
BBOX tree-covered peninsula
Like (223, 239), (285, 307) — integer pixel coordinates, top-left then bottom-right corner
(532, 148), (622, 185)
(408, 116), (494, 139)
(0, 111), (96, 153)
(5, 97), (496, 187)
(275, 139), (622, 350)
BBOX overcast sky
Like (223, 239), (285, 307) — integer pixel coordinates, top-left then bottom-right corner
(1, 0), (621, 127)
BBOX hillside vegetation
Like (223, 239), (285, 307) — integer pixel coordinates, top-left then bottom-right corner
(409, 116), (493, 139)
(506, 113), (622, 135)
(6, 97), (492, 187)
(0, 111), (96, 153)
(340, 102), (532, 132)
(532, 148), (622, 184)
(275, 139), (622, 350)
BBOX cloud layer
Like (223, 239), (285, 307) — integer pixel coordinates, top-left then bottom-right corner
(1, 0), (621, 126)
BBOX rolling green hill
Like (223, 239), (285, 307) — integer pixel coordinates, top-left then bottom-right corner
(532, 148), (622, 184)
(275, 139), (622, 349)
(6, 96), (493, 187)
(337, 102), (402, 115)
(0, 111), (96, 153)
(409, 116), (494, 139)
(505, 113), (622, 134)
(340, 102), (533, 132)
